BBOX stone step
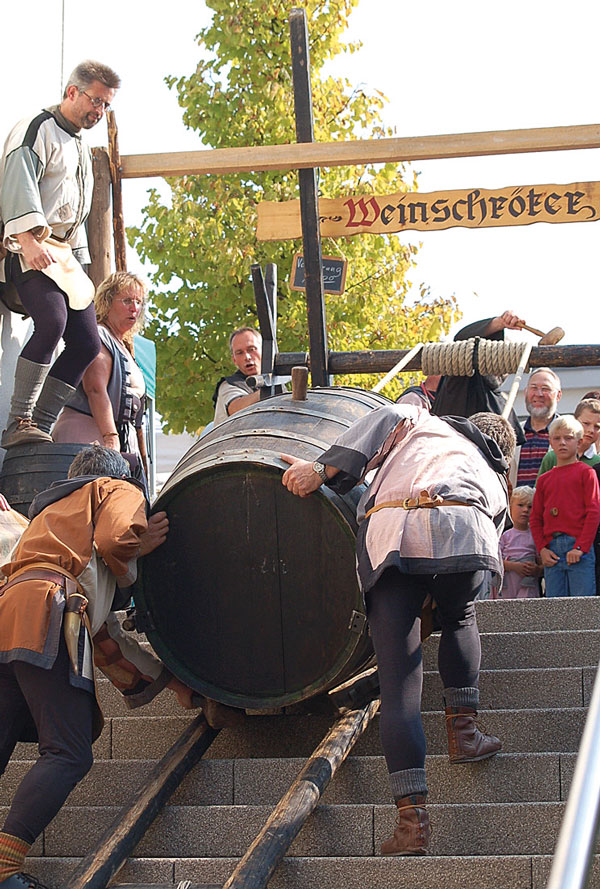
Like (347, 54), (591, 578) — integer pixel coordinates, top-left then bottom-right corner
(27, 854), (596, 889)
(9, 705), (588, 764)
(90, 706), (585, 760)
(473, 596), (600, 633)
(0, 752), (577, 808)
(423, 628), (600, 670)
(33, 802), (570, 857)
(95, 664), (595, 718)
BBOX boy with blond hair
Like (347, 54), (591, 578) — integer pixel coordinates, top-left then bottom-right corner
(537, 398), (600, 476)
(530, 415), (600, 597)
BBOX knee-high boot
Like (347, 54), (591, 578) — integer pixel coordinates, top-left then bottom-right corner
(1, 358), (52, 448)
(31, 376), (76, 435)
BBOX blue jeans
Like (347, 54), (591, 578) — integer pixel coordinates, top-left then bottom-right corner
(544, 533), (597, 597)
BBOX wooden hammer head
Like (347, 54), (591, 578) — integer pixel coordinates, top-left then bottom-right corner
(538, 326), (565, 346)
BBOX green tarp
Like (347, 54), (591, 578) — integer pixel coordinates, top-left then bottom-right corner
(134, 334), (156, 400)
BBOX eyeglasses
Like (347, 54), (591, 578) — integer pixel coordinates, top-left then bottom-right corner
(80, 89), (112, 112)
(115, 297), (144, 308)
(527, 385), (556, 395)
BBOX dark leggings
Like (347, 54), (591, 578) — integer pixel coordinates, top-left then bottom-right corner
(17, 273), (100, 387)
(366, 567), (482, 774)
(0, 637), (94, 844)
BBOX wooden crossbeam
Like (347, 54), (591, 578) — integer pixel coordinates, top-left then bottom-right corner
(120, 124), (600, 179)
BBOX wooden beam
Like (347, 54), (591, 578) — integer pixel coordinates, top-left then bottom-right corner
(64, 716), (218, 889)
(272, 344), (600, 376)
(290, 7), (329, 387)
(119, 124), (600, 179)
(222, 700), (379, 889)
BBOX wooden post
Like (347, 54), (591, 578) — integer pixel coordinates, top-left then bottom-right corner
(88, 148), (112, 288)
(289, 7), (330, 387)
(106, 111), (127, 272)
(64, 715), (218, 889)
(223, 700), (379, 889)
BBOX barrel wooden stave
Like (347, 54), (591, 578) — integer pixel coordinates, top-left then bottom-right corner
(137, 387), (391, 709)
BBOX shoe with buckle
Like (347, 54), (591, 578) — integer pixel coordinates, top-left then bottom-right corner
(1, 417), (53, 449)
(380, 794), (430, 855)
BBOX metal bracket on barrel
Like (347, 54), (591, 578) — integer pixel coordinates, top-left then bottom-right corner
(348, 610), (367, 634)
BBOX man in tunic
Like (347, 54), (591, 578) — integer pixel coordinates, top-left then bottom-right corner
(0, 60), (120, 448)
(0, 445), (192, 889)
(281, 406), (515, 856)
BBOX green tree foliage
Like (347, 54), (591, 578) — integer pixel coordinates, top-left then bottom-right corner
(129, 0), (459, 432)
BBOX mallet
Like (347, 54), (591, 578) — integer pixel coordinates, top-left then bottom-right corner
(521, 323), (565, 345)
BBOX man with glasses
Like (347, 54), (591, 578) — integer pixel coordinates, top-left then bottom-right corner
(514, 367), (562, 486)
(0, 60), (120, 449)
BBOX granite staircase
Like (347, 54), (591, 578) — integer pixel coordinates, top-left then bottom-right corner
(2, 596), (600, 889)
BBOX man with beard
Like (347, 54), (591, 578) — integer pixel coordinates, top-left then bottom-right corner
(514, 367), (562, 486)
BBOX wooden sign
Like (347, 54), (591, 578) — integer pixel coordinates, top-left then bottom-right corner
(257, 181), (600, 240)
(289, 254), (348, 295)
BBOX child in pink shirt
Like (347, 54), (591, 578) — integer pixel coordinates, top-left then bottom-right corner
(496, 486), (542, 598)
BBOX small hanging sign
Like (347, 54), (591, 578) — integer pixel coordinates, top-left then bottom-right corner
(289, 254), (348, 295)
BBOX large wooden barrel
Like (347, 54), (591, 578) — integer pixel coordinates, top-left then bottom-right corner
(0, 442), (88, 517)
(136, 386), (391, 710)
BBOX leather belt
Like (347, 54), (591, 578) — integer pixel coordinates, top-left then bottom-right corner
(1, 568), (77, 595)
(365, 490), (472, 519)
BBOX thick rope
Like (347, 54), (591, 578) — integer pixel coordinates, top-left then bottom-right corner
(421, 338), (528, 377)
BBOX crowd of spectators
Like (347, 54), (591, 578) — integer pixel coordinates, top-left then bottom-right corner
(398, 318), (600, 599)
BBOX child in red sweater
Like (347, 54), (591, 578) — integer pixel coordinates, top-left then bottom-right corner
(530, 415), (600, 597)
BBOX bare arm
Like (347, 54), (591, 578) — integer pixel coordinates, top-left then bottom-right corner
(82, 346), (120, 450)
(227, 390), (260, 415)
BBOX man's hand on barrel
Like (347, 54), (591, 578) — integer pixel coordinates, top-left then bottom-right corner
(138, 510), (169, 556)
(281, 454), (327, 497)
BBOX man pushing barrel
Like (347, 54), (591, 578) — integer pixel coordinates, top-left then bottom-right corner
(281, 405), (514, 856)
(0, 445), (194, 889)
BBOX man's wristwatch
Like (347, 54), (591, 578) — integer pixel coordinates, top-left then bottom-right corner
(312, 460), (329, 483)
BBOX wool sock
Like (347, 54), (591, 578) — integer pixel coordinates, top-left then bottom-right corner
(389, 767), (428, 801)
(0, 831), (30, 880)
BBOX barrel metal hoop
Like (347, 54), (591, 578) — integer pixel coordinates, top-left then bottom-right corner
(247, 404), (375, 426)
(158, 433), (337, 495)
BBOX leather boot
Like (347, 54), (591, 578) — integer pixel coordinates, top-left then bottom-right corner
(380, 794), (430, 855)
(1, 358), (52, 448)
(445, 706), (502, 763)
(32, 376), (76, 434)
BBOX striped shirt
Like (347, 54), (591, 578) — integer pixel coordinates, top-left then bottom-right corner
(516, 416), (557, 486)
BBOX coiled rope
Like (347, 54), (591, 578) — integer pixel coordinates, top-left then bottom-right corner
(421, 337), (529, 377)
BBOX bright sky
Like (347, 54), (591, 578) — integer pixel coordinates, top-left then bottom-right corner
(4, 0), (600, 347)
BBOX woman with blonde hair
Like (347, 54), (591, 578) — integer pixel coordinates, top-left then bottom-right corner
(53, 272), (148, 478)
